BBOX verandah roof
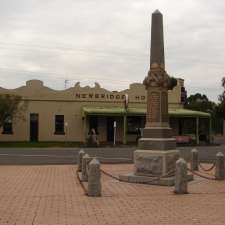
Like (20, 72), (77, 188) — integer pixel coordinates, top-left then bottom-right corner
(82, 107), (211, 118)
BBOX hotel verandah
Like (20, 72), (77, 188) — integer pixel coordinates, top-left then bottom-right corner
(0, 79), (211, 145)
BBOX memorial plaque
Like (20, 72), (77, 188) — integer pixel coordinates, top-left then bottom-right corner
(161, 91), (168, 122)
(147, 91), (160, 123)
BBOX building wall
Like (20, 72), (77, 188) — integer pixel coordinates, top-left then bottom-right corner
(168, 79), (184, 110)
(30, 101), (85, 142)
(0, 79), (185, 142)
(0, 111), (28, 141)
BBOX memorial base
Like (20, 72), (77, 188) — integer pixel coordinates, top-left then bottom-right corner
(119, 173), (193, 186)
(134, 149), (179, 176)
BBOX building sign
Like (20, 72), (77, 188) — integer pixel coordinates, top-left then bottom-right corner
(135, 96), (146, 101)
(74, 92), (146, 101)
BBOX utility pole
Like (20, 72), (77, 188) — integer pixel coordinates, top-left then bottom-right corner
(64, 79), (69, 89)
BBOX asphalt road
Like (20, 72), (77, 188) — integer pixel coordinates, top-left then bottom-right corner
(0, 145), (224, 165)
(0, 147), (135, 165)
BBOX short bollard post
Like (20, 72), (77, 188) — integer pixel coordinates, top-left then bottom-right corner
(174, 158), (188, 194)
(86, 155), (93, 176)
(88, 158), (101, 197)
(77, 149), (85, 172)
(215, 152), (225, 180)
(191, 148), (198, 171)
(82, 154), (90, 182)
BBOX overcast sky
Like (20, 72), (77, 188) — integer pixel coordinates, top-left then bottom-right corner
(0, 0), (224, 102)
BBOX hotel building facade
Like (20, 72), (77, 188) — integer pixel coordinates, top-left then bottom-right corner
(0, 79), (211, 144)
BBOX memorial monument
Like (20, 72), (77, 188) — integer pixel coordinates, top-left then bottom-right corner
(120, 10), (180, 185)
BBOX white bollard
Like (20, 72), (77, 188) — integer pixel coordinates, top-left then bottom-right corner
(191, 148), (198, 171)
(88, 158), (101, 197)
(215, 152), (225, 180)
(77, 149), (85, 172)
(82, 154), (90, 182)
(174, 158), (188, 194)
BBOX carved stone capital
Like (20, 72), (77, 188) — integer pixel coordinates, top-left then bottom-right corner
(143, 64), (169, 89)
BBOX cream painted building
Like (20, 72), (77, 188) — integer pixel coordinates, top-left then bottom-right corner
(0, 79), (211, 144)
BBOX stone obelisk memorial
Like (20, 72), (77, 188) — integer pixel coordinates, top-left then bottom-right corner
(120, 10), (180, 185)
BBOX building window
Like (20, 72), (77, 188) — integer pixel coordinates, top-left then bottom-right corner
(2, 114), (13, 134)
(55, 115), (65, 134)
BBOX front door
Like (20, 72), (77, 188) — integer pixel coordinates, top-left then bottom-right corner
(30, 113), (39, 142)
(107, 117), (114, 142)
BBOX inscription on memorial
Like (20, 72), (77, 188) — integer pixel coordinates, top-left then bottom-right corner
(147, 91), (160, 123)
(161, 91), (168, 122)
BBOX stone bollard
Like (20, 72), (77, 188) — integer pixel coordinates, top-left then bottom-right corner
(174, 158), (188, 194)
(86, 155), (93, 176)
(215, 152), (225, 180)
(82, 154), (90, 182)
(77, 149), (85, 172)
(88, 158), (101, 197)
(191, 148), (198, 171)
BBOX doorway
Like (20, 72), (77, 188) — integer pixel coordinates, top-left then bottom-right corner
(30, 113), (39, 142)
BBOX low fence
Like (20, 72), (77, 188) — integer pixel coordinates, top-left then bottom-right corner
(76, 148), (225, 197)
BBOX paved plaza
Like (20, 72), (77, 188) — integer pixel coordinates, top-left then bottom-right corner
(0, 164), (224, 225)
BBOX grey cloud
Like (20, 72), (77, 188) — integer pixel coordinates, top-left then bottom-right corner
(0, 0), (224, 102)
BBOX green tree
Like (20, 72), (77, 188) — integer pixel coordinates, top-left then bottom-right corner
(0, 94), (27, 128)
(168, 77), (177, 90)
(217, 77), (225, 119)
(184, 93), (216, 113)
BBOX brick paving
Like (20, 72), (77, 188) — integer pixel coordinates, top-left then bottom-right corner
(0, 164), (224, 225)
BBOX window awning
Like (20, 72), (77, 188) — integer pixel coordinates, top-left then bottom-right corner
(82, 106), (211, 118)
